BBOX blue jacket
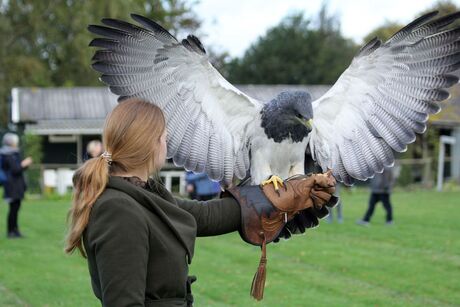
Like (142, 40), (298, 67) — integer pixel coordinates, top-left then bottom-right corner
(185, 172), (221, 196)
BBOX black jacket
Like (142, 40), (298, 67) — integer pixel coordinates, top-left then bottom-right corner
(0, 146), (27, 201)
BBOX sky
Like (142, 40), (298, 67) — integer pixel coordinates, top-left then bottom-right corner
(194, 0), (460, 57)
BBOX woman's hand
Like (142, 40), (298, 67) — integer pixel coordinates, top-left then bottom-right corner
(21, 157), (33, 168)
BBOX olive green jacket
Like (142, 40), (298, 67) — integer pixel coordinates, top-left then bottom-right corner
(83, 176), (241, 306)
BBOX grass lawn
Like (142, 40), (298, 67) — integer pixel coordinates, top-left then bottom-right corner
(0, 188), (459, 306)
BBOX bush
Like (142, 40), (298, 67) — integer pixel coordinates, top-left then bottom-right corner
(21, 133), (43, 194)
(396, 164), (413, 187)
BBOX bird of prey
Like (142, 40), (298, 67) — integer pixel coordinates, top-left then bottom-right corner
(88, 11), (460, 187)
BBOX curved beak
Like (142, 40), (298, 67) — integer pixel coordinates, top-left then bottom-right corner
(295, 118), (313, 130)
(302, 118), (312, 130)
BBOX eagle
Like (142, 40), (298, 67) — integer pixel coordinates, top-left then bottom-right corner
(88, 11), (460, 187)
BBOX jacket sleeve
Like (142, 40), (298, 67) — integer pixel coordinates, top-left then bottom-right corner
(87, 198), (149, 307)
(175, 196), (241, 236)
(4, 154), (24, 176)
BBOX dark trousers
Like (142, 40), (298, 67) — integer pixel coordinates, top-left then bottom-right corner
(7, 199), (21, 233)
(363, 193), (393, 222)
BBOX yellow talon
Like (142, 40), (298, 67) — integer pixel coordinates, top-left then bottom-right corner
(261, 175), (284, 191)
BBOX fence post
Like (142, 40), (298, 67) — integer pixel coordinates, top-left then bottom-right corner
(179, 173), (186, 195)
(164, 174), (172, 192)
(422, 158), (432, 188)
(437, 136), (456, 191)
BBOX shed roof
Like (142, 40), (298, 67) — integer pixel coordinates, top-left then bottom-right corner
(12, 84), (460, 134)
(12, 87), (117, 123)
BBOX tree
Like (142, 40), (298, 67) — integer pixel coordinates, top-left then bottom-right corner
(363, 0), (460, 44)
(0, 0), (201, 127)
(420, 0), (460, 22)
(223, 5), (358, 85)
(363, 21), (403, 44)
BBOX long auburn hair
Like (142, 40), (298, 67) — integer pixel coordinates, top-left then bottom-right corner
(65, 98), (166, 257)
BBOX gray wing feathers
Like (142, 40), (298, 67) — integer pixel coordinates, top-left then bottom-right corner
(206, 132), (225, 181)
(185, 114), (209, 172)
(166, 89), (198, 157)
(89, 15), (261, 185)
(234, 143), (248, 179)
(311, 11), (460, 185)
(174, 120), (196, 167)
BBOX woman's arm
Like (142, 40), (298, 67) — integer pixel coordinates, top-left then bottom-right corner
(86, 198), (149, 306)
(175, 197), (241, 236)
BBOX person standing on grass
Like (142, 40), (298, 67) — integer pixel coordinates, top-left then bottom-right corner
(65, 98), (336, 306)
(357, 167), (395, 226)
(0, 133), (33, 238)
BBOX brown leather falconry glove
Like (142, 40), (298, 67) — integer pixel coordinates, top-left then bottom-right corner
(222, 171), (337, 300)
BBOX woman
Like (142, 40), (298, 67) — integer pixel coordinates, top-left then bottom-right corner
(0, 133), (33, 238)
(65, 98), (335, 306)
(66, 99), (241, 306)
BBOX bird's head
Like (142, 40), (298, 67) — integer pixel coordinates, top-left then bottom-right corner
(280, 91), (313, 131)
(261, 90), (314, 143)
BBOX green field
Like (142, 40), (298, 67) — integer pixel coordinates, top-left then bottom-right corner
(0, 189), (459, 306)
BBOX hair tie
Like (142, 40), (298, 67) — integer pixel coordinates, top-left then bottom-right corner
(101, 151), (113, 165)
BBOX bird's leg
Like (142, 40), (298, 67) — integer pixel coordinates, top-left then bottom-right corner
(289, 162), (305, 177)
(261, 175), (284, 192)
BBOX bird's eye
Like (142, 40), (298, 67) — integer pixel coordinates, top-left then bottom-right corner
(296, 113), (302, 118)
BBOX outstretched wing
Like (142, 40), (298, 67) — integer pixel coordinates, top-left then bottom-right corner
(309, 11), (460, 185)
(88, 15), (261, 184)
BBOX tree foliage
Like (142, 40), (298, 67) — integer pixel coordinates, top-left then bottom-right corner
(363, 0), (460, 44)
(0, 0), (200, 127)
(224, 6), (358, 85)
(363, 21), (403, 44)
(420, 0), (460, 21)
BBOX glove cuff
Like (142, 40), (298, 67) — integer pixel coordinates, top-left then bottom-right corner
(223, 185), (287, 246)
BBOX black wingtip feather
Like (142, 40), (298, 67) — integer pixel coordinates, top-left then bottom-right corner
(187, 35), (206, 54)
(357, 37), (381, 57)
(449, 61), (460, 73)
(91, 62), (107, 73)
(130, 13), (177, 41)
(181, 36), (206, 55)
(87, 24), (128, 38)
(387, 11), (439, 43)
(101, 17), (130, 27)
(118, 96), (132, 103)
(434, 89), (450, 101)
(101, 17), (147, 34)
(444, 74), (460, 87)
(92, 50), (110, 61)
(429, 11), (460, 30)
(88, 24), (103, 34)
(88, 37), (118, 48)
